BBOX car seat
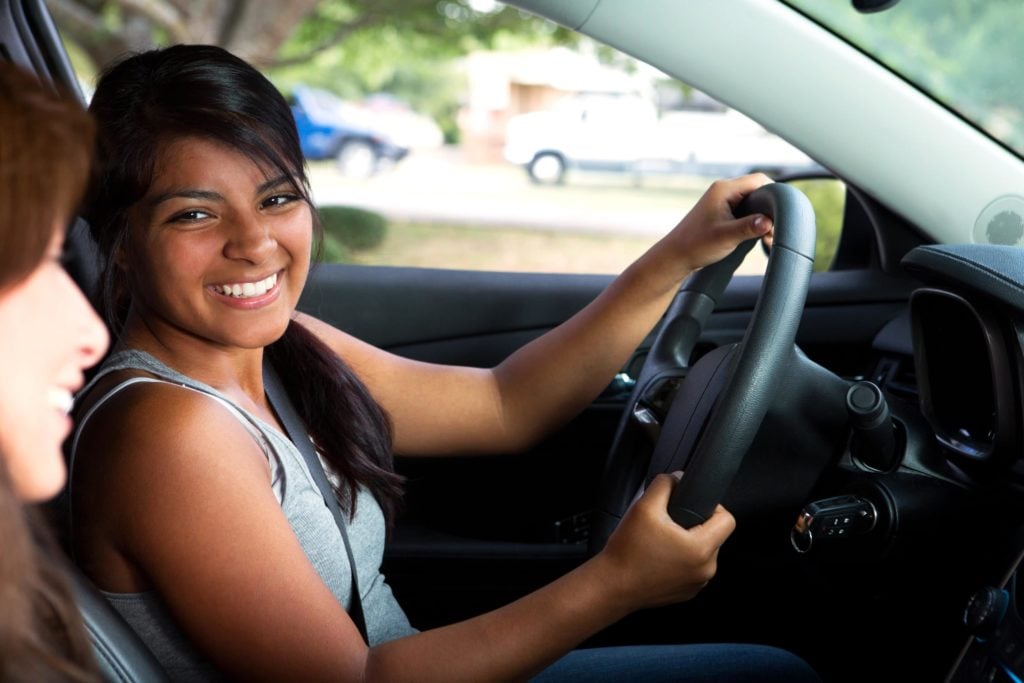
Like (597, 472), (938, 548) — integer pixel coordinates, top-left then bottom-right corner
(59, 220), (170, 682)
(68, 570), (169, 682)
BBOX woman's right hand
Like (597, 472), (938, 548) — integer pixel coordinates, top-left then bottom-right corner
(596, 472), (736, 610)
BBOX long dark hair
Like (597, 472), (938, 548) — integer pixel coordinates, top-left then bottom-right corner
(0, 63), (98, 682)
(84, 45), (403, 523)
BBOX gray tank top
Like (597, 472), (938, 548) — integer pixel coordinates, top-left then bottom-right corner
(68, 349), (416, 681)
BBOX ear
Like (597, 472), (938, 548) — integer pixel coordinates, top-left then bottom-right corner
(113, 243), (129, 271)
(111, 226), (133, 271)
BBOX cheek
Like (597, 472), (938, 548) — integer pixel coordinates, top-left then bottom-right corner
(0, 271), (93, 503)
(282, 211), (314, 275)
(288, 209), (314, 259)
(0, 284), (51, 379)
(133, 235), (215, 294)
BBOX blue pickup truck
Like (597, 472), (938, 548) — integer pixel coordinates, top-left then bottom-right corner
(291, 85), (408, 177)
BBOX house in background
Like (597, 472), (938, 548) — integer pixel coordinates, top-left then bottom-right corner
(457, 47), (653, 162)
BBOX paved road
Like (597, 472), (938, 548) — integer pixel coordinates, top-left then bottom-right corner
(308, 147), (709, 236)
(308, 147), (769, 274)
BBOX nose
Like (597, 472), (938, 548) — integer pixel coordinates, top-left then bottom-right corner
(67, 277), (109, 370)
(222, 213), (276, 264)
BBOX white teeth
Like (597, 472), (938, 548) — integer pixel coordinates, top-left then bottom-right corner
(214, 273), (278, 299)
(48, 388), (73, 415)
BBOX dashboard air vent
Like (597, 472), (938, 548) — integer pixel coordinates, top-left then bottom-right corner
(872, 355), (918, 400)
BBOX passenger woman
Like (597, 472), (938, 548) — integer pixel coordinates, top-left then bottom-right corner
(69, 45), (818, 681)
(0, 63), (108, 681)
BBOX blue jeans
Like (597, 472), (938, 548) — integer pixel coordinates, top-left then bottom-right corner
(532, 643), (820, 682)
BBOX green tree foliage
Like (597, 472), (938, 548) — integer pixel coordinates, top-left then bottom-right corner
(788, 0), (1024, 154)
(47, 0), (569, 142)
(46, 0), (568, 72)
(269, 2), (574, 143)
(276, 1), (572, 68)
(790, 179), (846, 272)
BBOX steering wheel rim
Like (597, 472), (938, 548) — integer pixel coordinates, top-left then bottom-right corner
(590, 182), (816, 549)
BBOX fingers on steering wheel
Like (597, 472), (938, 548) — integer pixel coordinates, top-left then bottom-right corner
(696, 505), (737, 547)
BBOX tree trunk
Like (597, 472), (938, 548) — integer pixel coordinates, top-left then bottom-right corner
(46, 0), (323, 71)
(221, 0), (321, 67)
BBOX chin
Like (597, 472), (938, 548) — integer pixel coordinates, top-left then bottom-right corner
(235, 329), (290, 350)
(14, 455), (67, 502)
(260, 318), (293, 346)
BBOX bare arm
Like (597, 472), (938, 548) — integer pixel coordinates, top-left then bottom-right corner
(305, 174), (773, 456)
(365, 474), (733, 682)
(78, 385), (733, 682)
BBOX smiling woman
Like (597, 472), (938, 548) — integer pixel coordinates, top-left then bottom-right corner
(0, 62), (108, 682)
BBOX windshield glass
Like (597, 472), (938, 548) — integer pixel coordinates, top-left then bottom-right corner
(786, 0), (1024, 158)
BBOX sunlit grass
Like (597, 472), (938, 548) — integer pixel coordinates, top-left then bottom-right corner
(344, 221), (656, 274)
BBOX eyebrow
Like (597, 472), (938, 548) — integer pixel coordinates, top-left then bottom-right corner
(146, 174), (296, 209)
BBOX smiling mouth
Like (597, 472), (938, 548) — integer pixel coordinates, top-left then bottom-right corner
(48, 387), (74, 415)
(210, 272), (279, 299)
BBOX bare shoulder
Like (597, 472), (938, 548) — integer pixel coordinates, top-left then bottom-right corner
(77, 372), (265, 465)
(73, 373), (271, 528)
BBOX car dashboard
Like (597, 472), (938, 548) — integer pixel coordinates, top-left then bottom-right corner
(875, 244), (1024, 682)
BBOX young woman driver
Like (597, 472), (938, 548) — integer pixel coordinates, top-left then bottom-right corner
(68, 45), (819, 682)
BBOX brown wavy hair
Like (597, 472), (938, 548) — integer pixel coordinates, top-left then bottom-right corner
(0, 63), (98, 681)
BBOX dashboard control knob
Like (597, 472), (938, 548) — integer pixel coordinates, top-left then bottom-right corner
(846, 381), (898, 470)
(964, 587), (1009, 640)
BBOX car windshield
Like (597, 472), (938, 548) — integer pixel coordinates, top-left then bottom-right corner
(785, 0), (1024, 159)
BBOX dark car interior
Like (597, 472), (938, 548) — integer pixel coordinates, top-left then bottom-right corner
(6, 0), (1024, 681)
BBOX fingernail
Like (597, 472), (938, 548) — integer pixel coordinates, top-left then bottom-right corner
(753, 216), (768, 233)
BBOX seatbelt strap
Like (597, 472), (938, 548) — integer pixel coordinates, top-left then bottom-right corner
(263, 360), (369, 644)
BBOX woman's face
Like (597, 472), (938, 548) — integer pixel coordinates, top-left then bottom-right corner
(124, 136), (313, 351)
(0, 228), (108, 501)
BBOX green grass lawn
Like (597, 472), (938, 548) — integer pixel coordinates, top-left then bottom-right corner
(339, 220), (657, 274)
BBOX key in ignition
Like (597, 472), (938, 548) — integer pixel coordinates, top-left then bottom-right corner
(790, 495), (877, 553)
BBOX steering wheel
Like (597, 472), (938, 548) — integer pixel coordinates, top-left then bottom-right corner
(590, 182), (817, 551)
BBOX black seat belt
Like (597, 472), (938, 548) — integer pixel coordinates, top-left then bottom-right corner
(263, 360), (369, 644)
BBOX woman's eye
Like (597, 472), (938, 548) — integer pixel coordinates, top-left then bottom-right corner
(169, 209), (212, 223)
(262, 193), (300, 209)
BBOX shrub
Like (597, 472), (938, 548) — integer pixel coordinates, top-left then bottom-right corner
(318, 205), (388, 252)
(317, 233), (349, 264)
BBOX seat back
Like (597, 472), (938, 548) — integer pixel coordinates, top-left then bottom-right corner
(57, 219), (162, 679)
(67, 568), (169, 683)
